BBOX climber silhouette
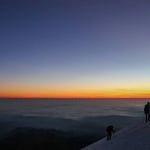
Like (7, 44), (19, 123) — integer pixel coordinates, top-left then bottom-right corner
(106, 125), (115, 141)
(144, 102), (150, 123)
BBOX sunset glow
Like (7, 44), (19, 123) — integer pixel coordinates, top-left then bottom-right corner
(0, 86), (150, 98)
(0, 1), (150, 98)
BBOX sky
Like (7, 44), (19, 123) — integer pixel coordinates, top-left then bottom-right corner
(0, 0), (150, 98)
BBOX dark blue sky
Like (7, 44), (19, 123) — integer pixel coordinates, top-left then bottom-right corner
(0, 0), (150, 97)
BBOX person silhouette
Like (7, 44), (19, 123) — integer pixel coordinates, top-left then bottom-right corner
(106, 125), (115, 141)
(144, 102), (150, 123)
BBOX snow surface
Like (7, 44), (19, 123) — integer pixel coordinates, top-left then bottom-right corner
(81, 121), (150, 150)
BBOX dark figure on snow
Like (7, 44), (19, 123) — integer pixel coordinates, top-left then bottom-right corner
(144, 102), (150, 123)
(106, 125), (115, 141)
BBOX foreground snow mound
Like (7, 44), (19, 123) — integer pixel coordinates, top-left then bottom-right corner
(81, 121), (150, 150)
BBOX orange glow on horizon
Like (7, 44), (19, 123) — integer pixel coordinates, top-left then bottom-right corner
(0, 86), (150, 98)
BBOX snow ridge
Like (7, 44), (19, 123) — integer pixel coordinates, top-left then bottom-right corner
(81, 121), (150, 150)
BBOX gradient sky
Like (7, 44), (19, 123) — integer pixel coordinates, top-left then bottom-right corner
(0, 0), (150, 98)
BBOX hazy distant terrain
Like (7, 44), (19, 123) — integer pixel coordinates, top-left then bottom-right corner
(0, 115), (142, 150)
(0, 98), (144, 149)
(0, 115), (142, 137)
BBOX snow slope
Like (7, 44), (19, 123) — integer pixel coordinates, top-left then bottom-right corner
(81, 121), (150, 150)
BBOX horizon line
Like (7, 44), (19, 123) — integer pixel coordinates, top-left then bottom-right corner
(0, 97), (149, 99)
